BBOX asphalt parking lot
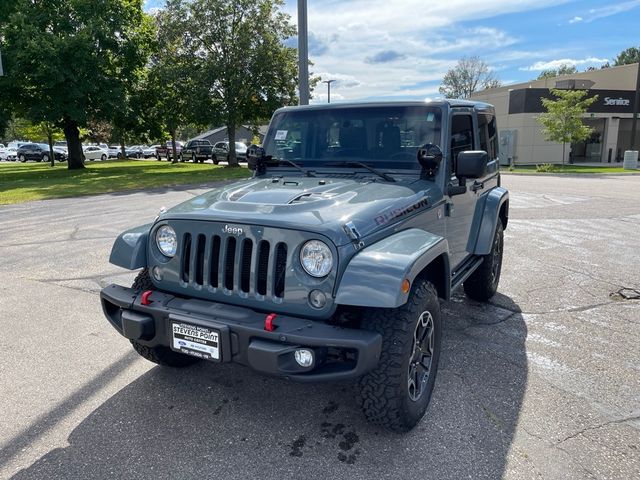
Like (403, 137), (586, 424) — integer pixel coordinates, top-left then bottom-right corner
(1, 174), (639, 479)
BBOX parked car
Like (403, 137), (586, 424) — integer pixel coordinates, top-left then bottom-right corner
(83, 145), (109, 161)
(53, 141), (68, 154)
(213, 141), (248, 164)
(143, 145), (160, 158)
(100, 100), (508, 432)
(1, 147), (18, 161)
(17, 143), (67, 162)
(182, 140), (214, 163)
(108, 145), (122, 158)
(156, 141), (184, 161)
(125, 145), (145, 158)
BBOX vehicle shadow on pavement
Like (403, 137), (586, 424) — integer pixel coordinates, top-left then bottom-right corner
(13, 293), (527, 480)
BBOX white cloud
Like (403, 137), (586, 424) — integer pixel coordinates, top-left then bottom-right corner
(281, 0), (575, 100)
(585, 0), (640, 22)
(569, 16), (583, 23)
(520, 57), (610, 71)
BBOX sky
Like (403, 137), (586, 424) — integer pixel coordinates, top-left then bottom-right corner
(144, 0), (640, 103)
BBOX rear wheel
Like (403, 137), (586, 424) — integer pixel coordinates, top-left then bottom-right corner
(357, 279), (442, 432)
(463, 221), (504, 301)
(130, 269), (200, 368)
(41, 154), (49, 162)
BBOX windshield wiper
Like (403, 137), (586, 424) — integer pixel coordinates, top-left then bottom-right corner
(325, 161), (396, 182)
(265, 156), (315, 177)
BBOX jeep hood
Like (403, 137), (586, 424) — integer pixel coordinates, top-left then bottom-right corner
(160, 176), (441, 246)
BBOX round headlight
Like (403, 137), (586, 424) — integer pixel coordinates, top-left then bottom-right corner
(156, 225), (177, 257)
(300, 240), (333, 277)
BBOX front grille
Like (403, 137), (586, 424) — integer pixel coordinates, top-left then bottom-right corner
(180, 232), (287, 299)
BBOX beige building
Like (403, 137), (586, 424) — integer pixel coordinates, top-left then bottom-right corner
(470, 63), (640, 165)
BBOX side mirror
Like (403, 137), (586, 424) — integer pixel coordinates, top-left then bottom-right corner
(456, 151), (488, 179)
(417, 143), (443, 178)
(246, 144), (266, 172)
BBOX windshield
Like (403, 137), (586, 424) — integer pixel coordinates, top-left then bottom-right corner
(263, 105), (442, 170)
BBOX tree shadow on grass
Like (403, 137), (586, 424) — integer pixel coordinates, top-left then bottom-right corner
(10, 293), (527, 479)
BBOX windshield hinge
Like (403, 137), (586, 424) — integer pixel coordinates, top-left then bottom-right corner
(343, 221), (365, 250)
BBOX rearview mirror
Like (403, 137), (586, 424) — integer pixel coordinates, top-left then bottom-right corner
(456, 151), (488, 179)
(417, 143), (443, 177)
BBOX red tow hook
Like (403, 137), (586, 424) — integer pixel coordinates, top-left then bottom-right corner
(265, 313), (277, 332)
(141, 290), (153, 306)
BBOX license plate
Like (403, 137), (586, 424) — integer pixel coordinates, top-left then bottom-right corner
(171, 321), (220, 361)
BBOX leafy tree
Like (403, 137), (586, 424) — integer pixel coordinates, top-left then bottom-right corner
(439, 56), (501, 99)
(614, 47), (640, 66)
(0, 0), (153, 169)
(167, 0), (299, 166)
(537, 88), (598, 166)
(536, 64), (578, 79)
(144, 6), (209, 163)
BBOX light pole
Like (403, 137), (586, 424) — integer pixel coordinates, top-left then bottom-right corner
(297, 0), (309, 105)
(322, 79), (335, 103)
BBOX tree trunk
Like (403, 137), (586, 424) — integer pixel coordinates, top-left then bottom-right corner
(47, 131), (55, 168)
(171, 130), (178, 164)
(227, 124), (239, 167)
(64, 117), (85, 170)
(120, 139), (126, 160)
(562, 142), (566, 168)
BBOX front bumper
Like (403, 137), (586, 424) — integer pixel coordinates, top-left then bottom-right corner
(100, 284), (382, 382)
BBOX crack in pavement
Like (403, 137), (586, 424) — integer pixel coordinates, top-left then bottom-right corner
(554, 414), (640, 446)
(0, 235), (116, 248)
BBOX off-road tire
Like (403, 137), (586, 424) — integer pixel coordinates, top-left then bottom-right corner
(130, 340), (200, 367)
(132, 268), (153, 291)
(129, 268), (200, 367)
(463, 221), (504, 302)
(357, 279), (442, 432)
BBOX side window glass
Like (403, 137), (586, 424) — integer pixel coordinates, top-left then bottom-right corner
(450, 114), (474, 176)
(477, 113), (498, 160)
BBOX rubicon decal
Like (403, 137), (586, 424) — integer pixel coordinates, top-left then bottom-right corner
(374, 197), (429, 226)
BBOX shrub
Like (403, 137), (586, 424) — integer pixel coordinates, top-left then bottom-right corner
(535, 163), (557, 173)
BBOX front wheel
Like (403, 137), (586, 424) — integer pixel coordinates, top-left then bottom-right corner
(357, 279), (442, 432)
(129, 269), (200, 368)
(463, 221), (504, 301)
(101, 154), (107, 161)
(19, 155), (27, 163)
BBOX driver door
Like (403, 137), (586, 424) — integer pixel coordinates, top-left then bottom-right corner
(446, 112), (478, 269)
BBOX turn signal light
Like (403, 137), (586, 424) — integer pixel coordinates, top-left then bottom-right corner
(401, 279), (411, 294)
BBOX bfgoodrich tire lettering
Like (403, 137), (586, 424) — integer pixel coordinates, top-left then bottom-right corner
(357, 279), (442, 432)
(463, 221), (504, 302)
(129, 268), (200, 368)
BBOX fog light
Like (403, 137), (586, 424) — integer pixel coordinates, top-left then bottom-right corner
(152, 266), (162, 281)
(294, 348), (314, 368)
(308, 289), (327, 309)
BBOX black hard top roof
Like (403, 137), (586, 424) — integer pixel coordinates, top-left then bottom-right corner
(275, 99), (494, 113)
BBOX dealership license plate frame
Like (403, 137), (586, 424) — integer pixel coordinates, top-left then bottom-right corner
(169, 315), (229, 362)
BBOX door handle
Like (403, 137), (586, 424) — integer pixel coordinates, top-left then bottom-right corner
(471, 180), (484, 192)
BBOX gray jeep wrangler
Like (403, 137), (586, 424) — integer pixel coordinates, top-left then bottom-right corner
(100, 100), (508, 432)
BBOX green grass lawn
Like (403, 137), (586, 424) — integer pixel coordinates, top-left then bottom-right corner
(0, 160), (251, 205)
(504, 165), (639, 174)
